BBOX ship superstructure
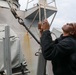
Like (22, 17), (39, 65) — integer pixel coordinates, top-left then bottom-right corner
(0, 0), (57, 75)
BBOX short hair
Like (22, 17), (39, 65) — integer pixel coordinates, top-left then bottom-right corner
(72, 23), (76, 38)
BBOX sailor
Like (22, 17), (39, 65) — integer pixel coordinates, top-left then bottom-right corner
(39, 20), (76, 75)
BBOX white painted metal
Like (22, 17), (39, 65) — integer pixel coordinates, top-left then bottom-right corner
(0, 1), (9, 8)
(39, 0), (41, 21)
(0, 8), (25, 74)
(0, 0), (19, 9)
(38, 0), (47, 5)
(25, 0), (57, 20)
(25, 6), (39, 18)
(0, 0), (57, 75)
(44, 0), (47, 19)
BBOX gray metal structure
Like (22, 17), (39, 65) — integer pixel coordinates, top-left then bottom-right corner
(0, 0), (57, 75)
(0, 0), (28, 75)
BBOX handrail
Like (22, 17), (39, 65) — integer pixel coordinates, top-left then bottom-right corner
(28, 0), (34, 3)
(26, 0), (34, 10)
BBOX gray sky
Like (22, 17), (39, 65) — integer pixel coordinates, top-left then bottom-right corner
(19, 0), (76, 29)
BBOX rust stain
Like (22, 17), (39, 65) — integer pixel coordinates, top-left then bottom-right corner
(22, 32), (33, 67)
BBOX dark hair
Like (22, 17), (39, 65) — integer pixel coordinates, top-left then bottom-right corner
(72, 23), (76, 38)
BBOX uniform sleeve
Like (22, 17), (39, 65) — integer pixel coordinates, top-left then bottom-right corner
(40, 30), (73, 60)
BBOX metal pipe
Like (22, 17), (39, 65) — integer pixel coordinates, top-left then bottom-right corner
(3, 26), (12, 75)
(44, 0), (47, 19)
(39, 0), (41, 22)
(50, 12), (57, 26)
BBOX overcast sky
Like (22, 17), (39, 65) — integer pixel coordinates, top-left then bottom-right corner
(19, 0), (76, 29)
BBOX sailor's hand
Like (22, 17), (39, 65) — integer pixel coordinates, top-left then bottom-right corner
(41, 19), (50, 31)
(38, 22), (42, 29)
(38, 22), (43, 35)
